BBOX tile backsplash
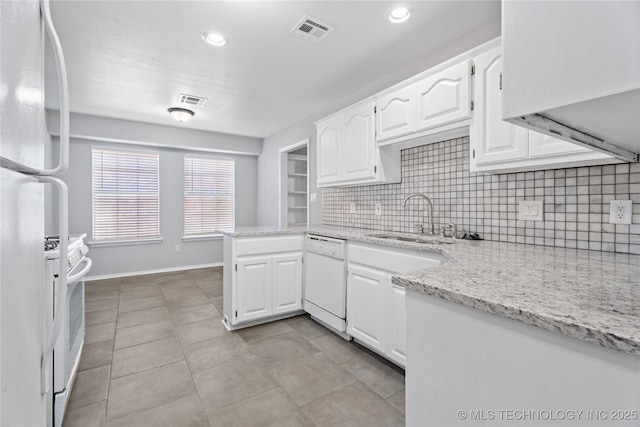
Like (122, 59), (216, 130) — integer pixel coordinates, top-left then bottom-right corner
(322, 137), (640, 254)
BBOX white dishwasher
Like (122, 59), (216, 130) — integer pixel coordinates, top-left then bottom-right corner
(304, 234), (349, 338)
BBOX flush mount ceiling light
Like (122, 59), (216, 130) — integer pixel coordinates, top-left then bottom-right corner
(201, 31), (226, 47)
(168, 107), (194, 123)
(388, 6), (411, 23)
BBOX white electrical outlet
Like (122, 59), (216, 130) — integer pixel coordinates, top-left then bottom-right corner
(175, 244), (181, 253)
(374, 203), (382, 216)
(518, 200), (543, 221)
(349, 203), (356, 214)
(310, 193), (317, 202)
(610, 200), (632, 224)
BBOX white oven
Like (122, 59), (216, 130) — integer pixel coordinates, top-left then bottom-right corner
(44, 234), (91, 427)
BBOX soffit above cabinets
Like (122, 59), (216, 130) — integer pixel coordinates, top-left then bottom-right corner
(45, 1), (500, 139)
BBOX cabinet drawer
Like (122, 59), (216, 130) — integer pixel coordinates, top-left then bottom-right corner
(348, 243), (443, 273)
(236, 235), (303, 256)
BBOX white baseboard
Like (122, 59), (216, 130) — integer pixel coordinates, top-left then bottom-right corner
(86, 262), (223, 281)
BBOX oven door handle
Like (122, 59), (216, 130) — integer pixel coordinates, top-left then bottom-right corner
(67, 257), (92, 284)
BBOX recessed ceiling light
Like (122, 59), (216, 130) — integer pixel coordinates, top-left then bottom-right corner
(168, 107), (194, 123)
(388, 6), (410, 23)
(201, 31), (226, 47)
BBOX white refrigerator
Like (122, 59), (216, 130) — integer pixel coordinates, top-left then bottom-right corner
(1, 1), (70, 425)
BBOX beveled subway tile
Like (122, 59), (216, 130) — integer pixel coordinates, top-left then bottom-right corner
(114, 320), (175, 350)
(192, 355), (279, 414)
(106, 394), (208, 427)
(111, 337), (184, 379)
(116, 306), (170, 329)
(106, 361), (195, 421)
(271, 352), (357, 406)
(206, 387), (315, 427)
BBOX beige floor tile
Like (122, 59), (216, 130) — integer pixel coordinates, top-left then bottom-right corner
(386, 389), (405, 415)
(67, 366), (110, 410)
(86, 296), (119, 313)
(157, 277), (195, 288)
(271, 352), (357, 406)
(85, 322), (116, 344)
(187, 267), (221, 279)
(161, 285), (206, 299)
(183, 334), (253, 373)
(119, 280), (159, 291)
(79, 339), (113, 372)
(85, 288), (120, 301)
(86, 308), (118, 326)
(286, 315), (331, 340)
(248, 331), (319, 369)
(193, 355), (279, 413)
(207, 387), (314, 427)
(341, 352), (405, 399)
(116, 306), (170, 329)
(119, 274), (156, 284)
(106, 361), (195, 421)
(211, 296), (223, 309)
(308, 333), (363, 363)
(114, 320), (175, 349)
(165, 293), (211, 312)
(118, 295), (165, 313)
(86, 278), (121, 289)
(195, 278), (221, 289)
(105, 394), (208, 427)
(118, 286), (161, 301)
(111, 337), (185, 379)
(301, 382), (404, 427)
(235, 320), (293, 343)
(176, 318), (229, 346)
(170, 304), (221, 326)
(203, 287), (223, 299)
(63, 400), (106, 427)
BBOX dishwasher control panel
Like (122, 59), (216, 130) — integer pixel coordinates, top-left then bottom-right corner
(305, 235), (346, 259)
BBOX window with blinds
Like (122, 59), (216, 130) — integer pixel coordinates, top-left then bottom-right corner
(184, 156), (235, 236)
(92, 148), (159, 241)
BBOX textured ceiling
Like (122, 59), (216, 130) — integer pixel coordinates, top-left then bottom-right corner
(46, 1), (501, 138)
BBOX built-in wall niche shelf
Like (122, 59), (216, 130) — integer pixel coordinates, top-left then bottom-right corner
(286, 148), (308, 227)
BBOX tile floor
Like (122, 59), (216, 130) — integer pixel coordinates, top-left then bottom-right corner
(65, 267), (405, 427)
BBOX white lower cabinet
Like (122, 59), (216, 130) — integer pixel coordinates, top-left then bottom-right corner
(223, 235), (304, 329)
(347, 243), (444, 367)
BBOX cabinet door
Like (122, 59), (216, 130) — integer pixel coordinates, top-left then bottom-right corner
(271, 253), (302, 315)
(347, 264), (387, 354)
(341, 102), (376, 182)
(415, 61), (471, 132)
(376, 86), (415, 141)
(388, 285), (407, 367)
(236, 256), (272, 322)
(317, 119), (341, 185)
(472, 48), (528, 166)
(528, 131), (597, 158)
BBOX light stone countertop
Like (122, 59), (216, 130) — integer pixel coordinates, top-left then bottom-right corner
(217, 225), (640, 355)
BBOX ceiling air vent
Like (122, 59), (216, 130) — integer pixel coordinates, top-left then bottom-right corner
(290, 15), (334, 43)
(177, 93), (207, 108)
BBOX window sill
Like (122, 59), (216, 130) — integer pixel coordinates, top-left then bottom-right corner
(181, 234), (223, 242)
(88, 237), (164, 248)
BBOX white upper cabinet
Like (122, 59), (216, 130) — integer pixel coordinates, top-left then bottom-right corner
(414, 60), (471, 132)
(316, 101), (400, 188)
(472, 48), (528, 166)
(376, 86), (415, 141)
(471, 46), (616, 173)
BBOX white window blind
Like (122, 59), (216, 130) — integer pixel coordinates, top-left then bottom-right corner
(184, 156), (235, 236)
(92, 148), (159, 241)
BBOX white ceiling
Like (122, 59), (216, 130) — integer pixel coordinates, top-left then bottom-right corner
(46, 1), (501, 139)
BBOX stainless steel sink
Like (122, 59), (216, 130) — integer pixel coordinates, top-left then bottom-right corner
(367, 233), (455, 245)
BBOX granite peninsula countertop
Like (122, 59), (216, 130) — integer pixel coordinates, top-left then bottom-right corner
(217, 225), (640, 356)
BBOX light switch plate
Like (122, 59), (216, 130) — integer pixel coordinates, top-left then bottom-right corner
(610, 200), (632, 224)
(349, 202), (356, 214)
(374, 203), (382, 216)
(310, 193), (317, 203)
(518, 200), (543, 221)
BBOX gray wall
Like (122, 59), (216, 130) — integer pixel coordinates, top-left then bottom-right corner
(257, 21), (501, 226)
(47, 112), (261, 278)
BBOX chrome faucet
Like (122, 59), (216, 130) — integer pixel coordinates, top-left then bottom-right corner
(402, 193), (435, 235)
